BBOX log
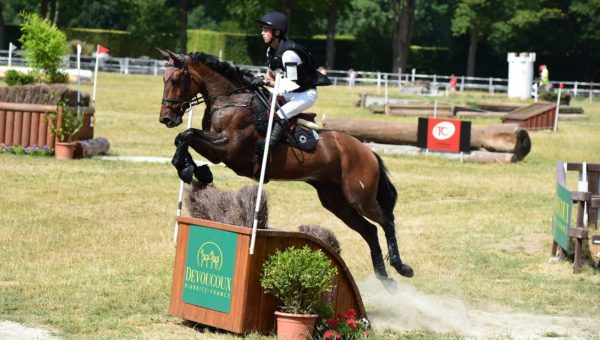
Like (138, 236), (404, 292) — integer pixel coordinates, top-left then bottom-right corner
(470, 101), (526, 112)
(367, 144), (517, 164)
(322, 118), (531, 161)
(75, 137), (110, 158)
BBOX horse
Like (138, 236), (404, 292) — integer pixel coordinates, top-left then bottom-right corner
(157, 49), (413, 287)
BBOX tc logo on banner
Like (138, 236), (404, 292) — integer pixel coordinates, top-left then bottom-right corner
(417, 117), (471, 153)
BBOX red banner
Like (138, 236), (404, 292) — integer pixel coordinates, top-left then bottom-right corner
(426, 118), (462, 152)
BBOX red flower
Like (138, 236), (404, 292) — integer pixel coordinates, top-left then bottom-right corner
(324, 330), (340, 339)
(347, 309), (357, 318)
(346, 318), (358, 328)
(326, 318), (339, 327)
(335, 312), (345, 319)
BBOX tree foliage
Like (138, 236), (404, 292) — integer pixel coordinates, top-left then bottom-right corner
(19, 12), (69, 82)
(2, 0), (600, 79)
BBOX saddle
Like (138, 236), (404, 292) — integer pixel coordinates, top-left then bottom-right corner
(252, 108), (320, 152)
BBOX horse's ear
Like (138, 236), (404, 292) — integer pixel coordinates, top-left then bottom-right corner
(156, 48), (169, 60)
(166, 50), (183, 67)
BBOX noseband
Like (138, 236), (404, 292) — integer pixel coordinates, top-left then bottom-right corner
(161, 54), (256, 118)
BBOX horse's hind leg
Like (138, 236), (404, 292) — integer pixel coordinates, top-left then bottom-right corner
(309, 183), (390, 281)
(381, 220), (414, 278)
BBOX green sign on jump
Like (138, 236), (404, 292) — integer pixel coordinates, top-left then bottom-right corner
(183, 224), (238, 313)
(552, 182), (572, 253)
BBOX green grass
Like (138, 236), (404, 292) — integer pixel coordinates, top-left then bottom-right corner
(1, 73), (600, 338)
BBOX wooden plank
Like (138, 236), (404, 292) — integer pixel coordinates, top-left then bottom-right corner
(5, 111), (14, 145)
(565, 163), (600, 172)
(12, 111), (22, 145)
(30, 112), (39, 146)
(38, 113), (48, 146)
(0, 110), (5, 144)
(21, 111), (31, 147)
(568, 227), (588, 239)
(571, 191), (591, 202)
(0, 102), (56, 112)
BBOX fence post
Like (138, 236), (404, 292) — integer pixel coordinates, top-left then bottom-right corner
(460, 76), (465, 92)
(590, 82), (594, 104)
(488, 77), (493, 94)
(384, 74), (388, 105)
(377, 72), (381, 94)
(574, 81), (578, 97)
(411, 68), (416, 83)
(433, 74), (437, 88)
(154, 60), (158, 76)
(124, 58), (129, 75)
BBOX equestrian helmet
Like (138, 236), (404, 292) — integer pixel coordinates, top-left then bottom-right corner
(257, 11), (287, 34)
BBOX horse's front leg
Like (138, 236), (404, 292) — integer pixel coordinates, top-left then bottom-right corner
(171, 142), (213, 184)
(176, 128), (230, 164)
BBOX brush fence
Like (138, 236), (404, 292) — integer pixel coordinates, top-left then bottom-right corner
(0, 102), (94, 148)
(170, 216), (366, 334)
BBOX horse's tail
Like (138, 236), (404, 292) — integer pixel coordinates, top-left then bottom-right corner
(374, 152), (398, 218)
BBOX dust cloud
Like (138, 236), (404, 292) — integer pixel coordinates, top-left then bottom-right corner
(357, 275), (597, 339)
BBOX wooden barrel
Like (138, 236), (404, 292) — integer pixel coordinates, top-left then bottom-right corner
(169, 217), (366, 335)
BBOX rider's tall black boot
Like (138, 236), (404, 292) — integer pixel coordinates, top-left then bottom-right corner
(268, 119), (289, 149)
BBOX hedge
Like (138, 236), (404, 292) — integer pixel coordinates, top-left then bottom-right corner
(2, 26), (456, 74)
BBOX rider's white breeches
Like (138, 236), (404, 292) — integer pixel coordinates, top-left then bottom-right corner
(277, 89), (318, 119)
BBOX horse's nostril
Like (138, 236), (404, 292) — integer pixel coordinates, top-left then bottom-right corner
(160, 117), (171, 125)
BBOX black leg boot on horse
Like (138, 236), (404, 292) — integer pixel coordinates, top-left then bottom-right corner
(172, 142), (213, 185)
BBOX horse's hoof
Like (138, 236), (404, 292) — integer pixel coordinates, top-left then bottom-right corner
(392, 262), (414, 278)
(194, 165), (213, 184)
(378, 276), (398, 294)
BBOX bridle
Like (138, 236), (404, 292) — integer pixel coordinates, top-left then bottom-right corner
(161, 55), (205, 117)
(161, 54), (257, 118)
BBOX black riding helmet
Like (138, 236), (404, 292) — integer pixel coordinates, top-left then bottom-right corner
(257, 11), (287, 36)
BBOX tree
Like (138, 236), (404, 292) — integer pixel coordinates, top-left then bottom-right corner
(0, 2), (5, 48)
(452, 0), (502, 77)
(325, 0), (338, 69)
(127, 0), (177, 53)
(392, 0), (415, 72)
(178, 0), (189, 53)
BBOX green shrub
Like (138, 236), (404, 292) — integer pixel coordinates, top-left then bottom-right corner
(19, 12), (69, 82)
(46, 102), (84, 143)
(260, 245), (337, 315)
(4, 69), (36, 85)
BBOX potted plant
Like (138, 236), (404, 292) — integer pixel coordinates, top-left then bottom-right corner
(260, 245), (337, 340)
(47, 102), (84, 159)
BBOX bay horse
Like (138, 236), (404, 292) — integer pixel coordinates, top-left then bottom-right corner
(157, 49), (413, 287)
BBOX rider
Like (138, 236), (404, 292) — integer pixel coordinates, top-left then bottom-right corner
(256, 11), (323, 148)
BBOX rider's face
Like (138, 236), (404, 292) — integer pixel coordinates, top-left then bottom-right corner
(261, 27), (279, 46)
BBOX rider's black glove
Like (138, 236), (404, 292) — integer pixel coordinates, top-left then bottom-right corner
(250, 77), (265, 89)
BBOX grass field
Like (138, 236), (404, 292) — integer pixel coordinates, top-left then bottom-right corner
(1, 72), (599, 338)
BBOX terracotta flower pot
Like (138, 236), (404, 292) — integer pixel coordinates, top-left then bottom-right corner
(274, 311), (318, 340)
(54, 141), (78, 160)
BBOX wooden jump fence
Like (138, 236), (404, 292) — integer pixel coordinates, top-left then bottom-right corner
(0, 102), (94, 148)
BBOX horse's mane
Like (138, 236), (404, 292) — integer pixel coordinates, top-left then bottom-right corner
(189, 52), (253, 84)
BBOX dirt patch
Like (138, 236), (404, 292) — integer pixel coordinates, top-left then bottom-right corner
(358, 276), (598, 339)
(493, 233), (549, 256)
(0, 321), (58, 340)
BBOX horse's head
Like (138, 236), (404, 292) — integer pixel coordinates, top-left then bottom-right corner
(158, 49), (205, 128)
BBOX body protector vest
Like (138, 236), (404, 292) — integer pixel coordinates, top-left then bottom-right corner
(266, 39), (331, 92)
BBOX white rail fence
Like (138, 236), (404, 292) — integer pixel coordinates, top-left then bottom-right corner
(1, 49), (598, 98)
